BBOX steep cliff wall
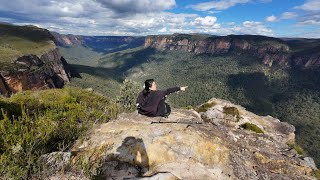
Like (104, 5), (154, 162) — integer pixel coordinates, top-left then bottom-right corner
(51, 33), (83, 46)
(0, 24), (71, 97)
(145, 34), (320, 69)
(0, 48), (70, 96)
(145, 34), (291, 67)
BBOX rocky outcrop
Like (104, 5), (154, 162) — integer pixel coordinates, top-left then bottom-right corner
(45, 98), (318, 179)
(0, 49), (70, 96)
(0, 75), (10, 97)
(145, 34), (291, 67)
(51, 33), (83, 46)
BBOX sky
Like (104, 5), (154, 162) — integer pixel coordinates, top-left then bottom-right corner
(0, 0), (319, 38)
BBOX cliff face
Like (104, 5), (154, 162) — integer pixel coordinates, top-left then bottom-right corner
(43, 98), (318, 179)
(0, 48), (70, 96)
(145, 34), (291, 67)
(51, 33), (83, 46)
(145, 34), (320, 69)
(0, 24), (71, 97)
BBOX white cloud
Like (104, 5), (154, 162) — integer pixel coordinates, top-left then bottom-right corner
(297, 19), (320, 26)
(188, 0), (251, 11)
(192, 16), (218, 27)
(266, 15), (278, 22)
(0, 0), (274, 37)
(281, 12), (298, 19)
(295, 0), (320, 11)
(243, 21), (261, 27)
(158, 27), (167, 33)
(0, 0), (102, 18)
(207, 10), (221, 14)
(239, 21), (273, 35)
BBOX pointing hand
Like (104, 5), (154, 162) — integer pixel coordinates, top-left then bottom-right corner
(180, 86), (188, 91)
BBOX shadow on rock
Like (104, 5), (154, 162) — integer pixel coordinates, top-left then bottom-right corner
(94, 136), (149, 179)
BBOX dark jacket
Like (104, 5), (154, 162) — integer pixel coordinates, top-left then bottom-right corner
(136, 87), (180, 117)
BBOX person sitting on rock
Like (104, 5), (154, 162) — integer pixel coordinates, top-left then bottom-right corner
(136, 79), (187, 117)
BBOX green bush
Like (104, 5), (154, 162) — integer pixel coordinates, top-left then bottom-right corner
(117, 79), (141, 112)
(223, 106), (240, 122)
(287, 143), (305, 155)
(182, 105), (193, 110)
(0, 87), (121, 179)
(196, 102), (217, 113)
(240, 123), (264, 134)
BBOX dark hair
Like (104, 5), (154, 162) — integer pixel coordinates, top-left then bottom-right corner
(143, 79), (154, 96)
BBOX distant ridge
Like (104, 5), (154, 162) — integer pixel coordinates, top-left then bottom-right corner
(51, 31), (145, 54)
(145, 33), (320, 69)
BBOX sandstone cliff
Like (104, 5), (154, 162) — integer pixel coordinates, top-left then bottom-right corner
(145, 34), (320, 69)
(0, 24), (71, 96)
(43, 98), (318, 180)
(0, 49), (70, 96)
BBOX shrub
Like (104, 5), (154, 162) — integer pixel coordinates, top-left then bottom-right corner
(196, 102), (217, 113)
(117, 79), (140, 112)
(223, 106), (240, 122)
(0, 87), (120, 179)
(240, 123), (264, 134)
(287, 143), (305, 155)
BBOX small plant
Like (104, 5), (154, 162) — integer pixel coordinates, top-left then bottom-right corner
(240, 123), (264, 134)
(117, 79), (141, 112)
(223, 106), (241, 122)
(196, 102), (217, 113)
(287, 143), (305, 155)
(182, 105), (193, 110)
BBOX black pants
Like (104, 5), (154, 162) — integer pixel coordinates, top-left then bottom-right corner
(156, 98), (171, 117)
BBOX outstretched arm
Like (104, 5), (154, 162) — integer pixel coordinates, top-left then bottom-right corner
(165, 87), (180, 95)
(165, 86), (188, 95)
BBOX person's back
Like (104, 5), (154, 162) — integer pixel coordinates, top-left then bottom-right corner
(136, 79), (187, 117)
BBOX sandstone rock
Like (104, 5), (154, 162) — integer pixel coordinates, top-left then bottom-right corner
(40, 152), (71, 173)
(65, 99), (317, 179)
(302, 157), (318, 170)
(0, 49), (70, 96)
(144, 34), (291, 68)
(0, 75), (10, 96)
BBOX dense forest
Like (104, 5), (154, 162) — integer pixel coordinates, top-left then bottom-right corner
(63, 46), (320, 166)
